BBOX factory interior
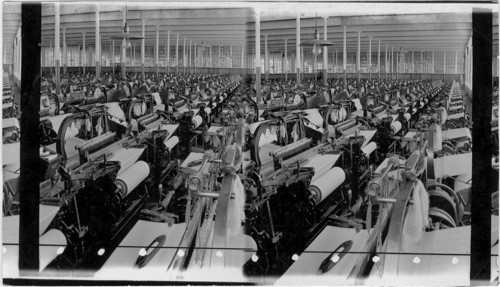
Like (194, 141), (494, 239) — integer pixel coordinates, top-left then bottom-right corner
(1, 1), (499, 285)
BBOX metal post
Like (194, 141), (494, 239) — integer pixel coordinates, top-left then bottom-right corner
(141, 19), (145, 78)
(385, 43), (388, 80)
(167, 30), (170, 74)
(120, 6), (127, 79)
(183, 37), (186, 73)
(296, 12), (301, 84)
(443, 51), (446, 74)
(55, 3), (60, 95)
(112, 40), (115, 74)
(368, 36), (372, 80)
(357, 31), (361, 83)
(95, 3), (100, 77)
(284, 39), (288, 81)
(156, 25), (160, 78)
(176, 34), (179, 74)
(343, 24), (347, 86)
(265, 35), (269, 81)
(323, 16), (328, 85)
(62, 28), (66, 74)
(377, 41), (381, 79)
(255, 9), (261, 103)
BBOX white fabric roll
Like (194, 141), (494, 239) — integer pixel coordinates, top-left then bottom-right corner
(304, 109), (323, 127)
(115, 161), (150, 198)
(151, 92), (162, 105)
(40, 229), (67, 271)
(362, 142), (378, 157)
(309, 167), (345, 204)
(404, 113), (411, 121)
(3, 142), (20, 165)
(258, 128), (278, 146)
(391, 121), (402, 134)
(433, 124), (443, 152)
(105, 102), (125, 121)
(2, 117), (19, 129)
(340, 108), (348, 121)
(352, 99), (362, 111)
(248, 121), (266, 135)
(303, 154), (341, 182)
(204, 107), (212, 115)
(192, 115), (203, 129)
(164, 136), (179, 150)
(401, 179), (429, 251)
(108, 146), (146, 175)
(49, 113), (73, 133)
(454, 173), (471, 193)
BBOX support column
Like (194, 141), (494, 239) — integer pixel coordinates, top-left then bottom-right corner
(255, 9), (261, 103)
(120, 6), (127, 79)
(334, 50), (337, 75)
(194, 42), (197, 74)
(432, 51), (435, 73)
(183, 37), (186, 73)
(421, 51), (424, 73)
(265, 34), (269, 81)
(82, 32), (86, 74)
(391, 46), (394, 80)
(112, 40), (115, 74)
(356, 31), (361, 83)
(284, 39), (288, 81)
(95, 3), (100, 77)
(141, 19), (145, 79)
(229, 44), (233, 69)
(385, 43), (388, 80)
(241, 45), (245, 74)
(50, 41), (53, 74)
(323, 16), (328, 85)
(296, 12), (301, 84)
(443, 51), (446, 74)
(55, 2), (61, 95)
(156, 25), (160, 79)
(176, 34), (179, 74)
(167, 30), (171, 74)
(189, 40), (192, 73)
(343, 24), (347, 86)
(77, 45), (81, 74)
(411, 50), (414, 74)
(455, 50), (458, 74)
(209, 46), (212, 70)
(377, 40), (381, 79)
(62, 27), (67, 74)
(132, 45), (135, 72)
(368, 36), (372, 80)
(301, 46), (304, 79)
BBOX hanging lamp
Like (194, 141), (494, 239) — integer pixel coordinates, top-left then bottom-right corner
(300, 14), (334, 55)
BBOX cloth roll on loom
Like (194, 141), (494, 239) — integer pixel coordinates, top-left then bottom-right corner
(362, 142), (378, 157)
(454, 173), (471, 193)
(304, 109), (324, 127)
(115, 161), (150, 198)
(192, 115), (203, 129)
(391, 121), (402, 134)
(404, 113), (411, 121)
(164, 136), (179, 151)
(303, 154), (340, 182)
(204, 107), (211, 115)
(308, 167), (346, 204)
(49, 113), (73, 132)
(40, 229), (67, 271)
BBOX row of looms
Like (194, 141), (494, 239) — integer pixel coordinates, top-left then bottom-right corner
(2, 2), (499, 286)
